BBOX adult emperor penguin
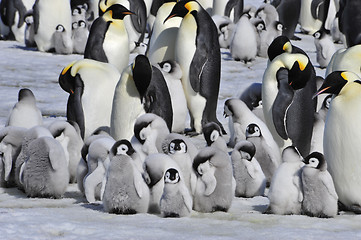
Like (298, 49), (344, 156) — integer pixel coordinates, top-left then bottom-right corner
(59, 59), (121, 139)
(164, 0), (225, 135)
(20, 136), (69, 199)
(301, 152), (338, 218)
(0, 126), (27, 187)
(224, 0), (243, 23)
(338, 0), (361, 47)
(6, 88), (43, 129)
(313, 71), (361, 213)
(262, 41), (317, 157)
(192, 147), (233, 213)
(266, 146), (304, 215)
(313, 29), (336, 69)
(271, 0), (301, 40)
(103, 154), (150, 214)
(146, 0), (181, 64)
(84, 4), (133, 72)
(160, 168), (193, 217)
(98, 0), (147, 52)
(231, 140), (266, 198)
(326, 44), (361, 78)
(299, 0), (323, 34)
(246, 123), (281, 185)
(33, 0), (72, 52)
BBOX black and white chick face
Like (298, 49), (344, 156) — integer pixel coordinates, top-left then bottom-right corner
(111, 139), (135, 157)
(164, 168), (180, 184)
(56, 24), (65, 32)
(246, 123), (261, 138)
(303, 152), (326, 170)
(169, 139), (187, 154)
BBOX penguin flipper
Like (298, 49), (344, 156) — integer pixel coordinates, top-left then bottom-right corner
(84, 20), (109, 63)
(133, 166), (144, 198)
(202, 171), (217, 196)
(292, 174), (303, 203)
(2, 144), (13, 181)
(18, 162), (26, 186)
(13, 0), (27, 28)
(321, 174), (338, 201)
(130, 0), (147, 44)
(245, 161), (256, 179)
(84, 160), (106, 203)
(272, 68), (294, 140)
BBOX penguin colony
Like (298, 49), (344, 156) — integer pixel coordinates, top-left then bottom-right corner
(1, 0), (361, 220)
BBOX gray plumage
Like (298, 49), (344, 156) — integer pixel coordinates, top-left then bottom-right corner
(202, 122), (228, 153)
(53, 24), (73, 54)
(301, 152), (338, 218)
(71, 19), (89, 54)
(20, 136), (69, 198)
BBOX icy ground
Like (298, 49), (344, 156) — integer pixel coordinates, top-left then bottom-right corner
(0, 33), (361, 239)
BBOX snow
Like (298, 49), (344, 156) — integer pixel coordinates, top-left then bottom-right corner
(1, 3), (361, 239)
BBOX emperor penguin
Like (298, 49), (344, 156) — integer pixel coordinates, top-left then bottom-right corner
(71, 19), (89, 54)
(192, 147), (233, 213)
(6, 88), (43, 129)
(143, 153), (180, 213)
(231, 140), (266, 198)
(271, 0), (301, 40)
(53, 24), (73, 55)
(47, 120), (83, 183)
(262, 41), (317, 157)
(14, 126), (53, 190)
(33, 0), (73, 52)
(20, 136), (69, 199)
(84, 4), (133, 72)
(313, 29), (336, 69)
(164, 0), (225, 135)
(313, 71), (361, 213)
(211, 15), (233, 49)
(0, 126), (27, 187)
(82, 136), (115, 203)
(102, 153), (150, 214)
(230, 13), (258, 63)
(161, 133), (198, 194)
(326, 44), (361, 78)
(59, 59), (121, 139)
(224, 98), (275, 150)
(212, 0), (228, 16)
(338, 0), (361, 47)
(160, 168), (193, 218)
(156, 60), (187, 133)
(146, 0), (181, 64)
(224, 0), (244, 23)
(299, 0), (323, 34)
(202, 122), (228, 153)
(98, 0), (147, 52)
(301, 152), (338, 218)
(246, 123), (281, 185)
(266, 146), (304, 215)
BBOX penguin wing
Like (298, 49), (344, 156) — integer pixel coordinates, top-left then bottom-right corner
(1, 143), (13, 181)
(32, 1), (39, 34)
(320, 43), (327, 60)
(18, 161), (26, 186)
(320, 173), (338, 201)
(13, 0), (27, 28)
(272, 68), (294, 140)
(311, 0), (324, 20)
(132, 166), (145, 198)
(83, 19), (109, 63)
(189, 45), (206, 93)
(292, 173), (303, 202)
(83, 159), (106, 203)
(181, 186), (193, 213)
(245, 161), (257, 179)
(129, 0), (147, 44)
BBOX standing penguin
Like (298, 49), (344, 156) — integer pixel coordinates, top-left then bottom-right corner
(72, 19), (89, 54)
(160, 168), (193, 218)
(59, 59), (121, 139)
(338, 0), (361, 47)
(271, 0), (301, 40)
(20, 136), (69, 199)
(313, 71), (361, 213)
(266, 146), (304, 215)
(192, 147), (233, 213)
(164, 0), (225, 135)
(53, 24), (73, 54)
(84, 4), (133, 72)
(246, 123), (281, 185)
(202, 122), (228, 153)
(313, 29), (336, 69)
(301, 152), (338, 218)
(6, 88), (43, 129)
(326, 44), (361, 78)
(33, 0), (73, 52)
(231, 140), (266, 198)
(102, 153), (150, 214)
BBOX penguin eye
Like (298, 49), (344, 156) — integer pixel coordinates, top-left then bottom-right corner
(162, 62), (172, 73)
(79, 21), (86, 28)
(165, 171), (170, 180)
(73, 8), (79, 15)
(257, 23), (265, 31)
(197, 165), (203, 175)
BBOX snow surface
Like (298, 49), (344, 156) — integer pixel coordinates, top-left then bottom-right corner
(1, 5), (361, 240)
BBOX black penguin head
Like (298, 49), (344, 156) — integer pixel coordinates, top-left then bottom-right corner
(254, 19), (266, 32)
(234, 141), (256, 161)
(111, 139), (135, 157)
(158, 60), (175, 73)
(59, 62), (84, 96)
(287, 58), (312, 90)
(303, 152), (326, 171)
(18, 88), (35, 102)
(168, 139), (187, 154)
(313, 71), (349, 98)
(78, 20), (87, 28)
(313, 30), (323, 40)
(164, 0), (199, 23)
(134, 119), (151, 144)
(202, 122), (222, 146)
(132, 55), (152, 99)
(104, 4), (134, 20)
(56, 24), (65, 32)
(164, 168), (180, 184)
(268, 36), (292, 61)
(246, 123), (261, 138)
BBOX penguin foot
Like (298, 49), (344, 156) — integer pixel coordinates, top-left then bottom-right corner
(349, 204), (361, 214)
(291, 35), (301, 41)
(184, 128), (200, 137)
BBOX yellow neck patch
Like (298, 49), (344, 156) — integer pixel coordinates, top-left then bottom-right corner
(185, 1), (199, 12)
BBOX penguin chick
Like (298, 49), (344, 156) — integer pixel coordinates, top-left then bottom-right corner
(53, 24), (73, 54)
(301, 152), (338, 218)
(246, 123), (281, 185)
(192, 147), (233, 213)
(160, 168), (193, 218)
(20, 136), (69, 199)
(266, 146), (304, 215)
(231, 140), (266, 198)
(71, 20), (89, 54)
(103, 154), (150, 214)
(202, 122), (228, 153)
(6, 88), (43, 129)
(313, 29), (336, 69)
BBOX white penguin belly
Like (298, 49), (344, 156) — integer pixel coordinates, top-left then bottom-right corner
(299, 0), (322, 34)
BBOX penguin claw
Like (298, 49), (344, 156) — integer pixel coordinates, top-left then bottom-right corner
(184, 129), (200, 137)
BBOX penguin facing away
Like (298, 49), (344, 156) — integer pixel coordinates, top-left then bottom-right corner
(164, 0), (225, 135)
(301, 152), (338, 218)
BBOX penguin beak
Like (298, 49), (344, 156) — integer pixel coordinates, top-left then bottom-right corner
(312, 86), (331, 99)
(123, 11), (135, 16)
